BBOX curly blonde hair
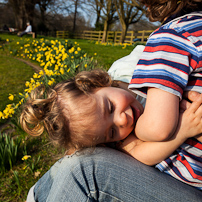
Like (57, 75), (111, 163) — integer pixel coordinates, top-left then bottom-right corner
(20, 69), (112, 152)
(139, 0), (202, 22)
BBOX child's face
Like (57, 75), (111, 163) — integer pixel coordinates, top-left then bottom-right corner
(93, 87), (144, 144)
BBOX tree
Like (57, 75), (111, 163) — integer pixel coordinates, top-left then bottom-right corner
(0, 0), (90, 33)
(7, 0), (38, 30)
(72, 0), (78, 32)
(87, 0), (118, 42)
(36, 0), (55, 31)
(101, 0), (117, 42)
(87, 0), (104, 30)
(54, 0), (84, 33)
(4, 0), (55, 31)
(114, 0), (144, 42)
(0, 2), (15, 28)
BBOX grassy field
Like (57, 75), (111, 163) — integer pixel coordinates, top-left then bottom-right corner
(70, 39), (137, 69)
(0, 33), (142, 201)
(0, 55), (34, 112)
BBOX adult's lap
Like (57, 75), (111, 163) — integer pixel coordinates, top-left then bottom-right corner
(33, 147), (202, 202)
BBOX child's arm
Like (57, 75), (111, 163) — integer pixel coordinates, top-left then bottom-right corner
(120, 94), (202, 166)
(135, 87), (179, 141)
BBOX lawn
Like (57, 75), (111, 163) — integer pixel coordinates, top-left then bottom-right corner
(0, 34), (142, 201)
(70, 38), (142, 70)
(0, 55), (34, 112)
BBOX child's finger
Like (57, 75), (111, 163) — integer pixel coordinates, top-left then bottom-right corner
(194, 103), (202, 117)
(194, 105), (202, 117)
(183, 91), (201, 102)
(187, 94), (202, 113)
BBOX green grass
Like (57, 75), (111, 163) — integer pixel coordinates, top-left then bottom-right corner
(70, 39), (144, 70)
(0, 136), (63, 202)
(0, 33), (32, 41)
(0, 55), (34, 112)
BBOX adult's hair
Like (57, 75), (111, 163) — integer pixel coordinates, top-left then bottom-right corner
(20, 69), (112, 152)
(139, 0), (202, 22)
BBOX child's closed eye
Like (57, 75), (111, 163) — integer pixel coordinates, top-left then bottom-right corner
(110, 127), (116, 139)
(109, 100), (114, 114)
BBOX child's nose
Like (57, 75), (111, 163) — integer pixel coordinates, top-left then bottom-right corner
(115, 112), (128, 128)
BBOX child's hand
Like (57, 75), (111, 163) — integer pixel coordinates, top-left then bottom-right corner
(177, 93), (202, 140)
(180, 91), (201, 111)
(184, 91), (201, 102)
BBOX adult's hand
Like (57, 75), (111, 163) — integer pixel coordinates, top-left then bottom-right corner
(180, 91), (201, 112)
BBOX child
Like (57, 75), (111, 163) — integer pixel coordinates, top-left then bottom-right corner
(126, 1), (202, 188)
(21, 69), (202, 191)
(129, 0), (202, 142)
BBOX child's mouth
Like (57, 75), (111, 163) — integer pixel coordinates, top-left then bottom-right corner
(131, 106), (141, 125)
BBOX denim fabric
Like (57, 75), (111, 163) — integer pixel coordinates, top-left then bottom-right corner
(34, 147), (202, 202)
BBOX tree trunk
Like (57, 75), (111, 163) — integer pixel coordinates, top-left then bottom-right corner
(114, 0), (144, 43)
(15, 13), (23, 30)
(73, 0), (78, 33)
(95, 7), (101, 25)
(102, 19), (108, 43)
(119, 19), (128, 43)
(40, 6), (46, 25)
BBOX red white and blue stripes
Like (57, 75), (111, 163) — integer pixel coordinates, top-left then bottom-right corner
(129, 12), (202, 99)
(128, 12), (202, 189)
(156, 138), (202, 190)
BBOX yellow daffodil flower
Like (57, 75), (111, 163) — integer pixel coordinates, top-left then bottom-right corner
(8, 94), (14, 101)
(22, 155), (31, 161)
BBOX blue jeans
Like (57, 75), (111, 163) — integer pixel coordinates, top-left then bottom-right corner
(19, 31), (28, 37)
(34, 147), (202, 201)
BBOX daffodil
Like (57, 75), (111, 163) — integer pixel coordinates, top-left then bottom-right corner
(1, 38), (95, 120)
(0, 111), (3, 119)
(33, 73), (38, 78)
(22, 155), (31, 161)
(8, 94), (14, 101)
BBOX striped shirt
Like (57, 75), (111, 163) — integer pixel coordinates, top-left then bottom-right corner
(128, 11), (202, 190)
(129, 12), (202, 99)
(156, 138), (202, 190)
